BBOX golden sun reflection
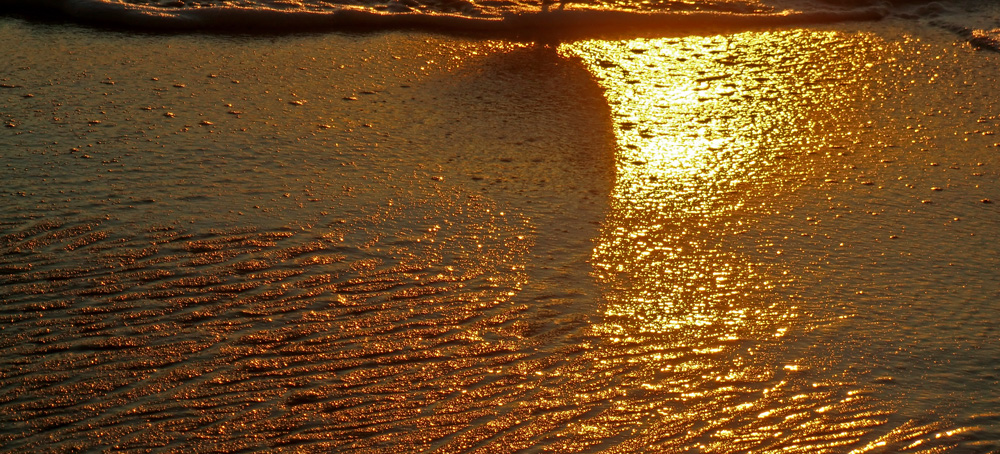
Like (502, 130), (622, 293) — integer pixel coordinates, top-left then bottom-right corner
(557, 31), (956, 451)
(568, 31), (872, 339)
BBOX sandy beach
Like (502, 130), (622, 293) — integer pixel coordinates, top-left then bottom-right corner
(2, 7), (1000, 452)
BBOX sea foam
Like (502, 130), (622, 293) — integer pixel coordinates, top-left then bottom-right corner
(0, 0), (893, 35)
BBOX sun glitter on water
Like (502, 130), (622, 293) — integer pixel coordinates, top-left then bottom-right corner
(568, 30), (874, 340)
(554, 31), (965, 451)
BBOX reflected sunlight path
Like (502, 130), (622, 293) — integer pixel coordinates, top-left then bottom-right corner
(556, 30), (968, 452)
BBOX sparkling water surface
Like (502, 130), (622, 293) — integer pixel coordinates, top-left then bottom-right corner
(1, 1), (1000, 452)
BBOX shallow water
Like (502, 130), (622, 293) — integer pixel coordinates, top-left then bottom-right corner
(1, 7), (1000, 454)
(569, 26), (1000, 451)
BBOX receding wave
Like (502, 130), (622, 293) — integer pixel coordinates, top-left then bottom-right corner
(933, 21), (1000, 52)
(0, 0), (891, 35)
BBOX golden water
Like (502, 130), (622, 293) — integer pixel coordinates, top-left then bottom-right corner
(1, 19), (998, 453)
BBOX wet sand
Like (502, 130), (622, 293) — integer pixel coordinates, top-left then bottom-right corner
(0, 22), (616, 452)
(2, 14), (1000, 453)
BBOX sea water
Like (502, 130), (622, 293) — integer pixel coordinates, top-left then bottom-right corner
(1, 0), (999, 452)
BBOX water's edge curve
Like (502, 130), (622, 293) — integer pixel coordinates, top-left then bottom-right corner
(0, 0), (889, 36)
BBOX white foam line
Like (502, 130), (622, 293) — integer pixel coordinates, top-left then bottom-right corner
(1, 0), (889, 35)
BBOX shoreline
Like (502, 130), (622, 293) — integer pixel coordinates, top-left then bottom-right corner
(2, 13), (1000, 453)
(1, 1), (889, 38)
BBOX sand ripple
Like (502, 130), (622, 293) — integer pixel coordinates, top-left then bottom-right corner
(0, 214), (964, 452)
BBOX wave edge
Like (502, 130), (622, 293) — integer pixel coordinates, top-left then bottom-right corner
(0, 0), (890, 36)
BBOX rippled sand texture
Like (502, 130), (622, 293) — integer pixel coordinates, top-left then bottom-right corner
(2, 16), (1000, 454)
(0, 25), (617, 452)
